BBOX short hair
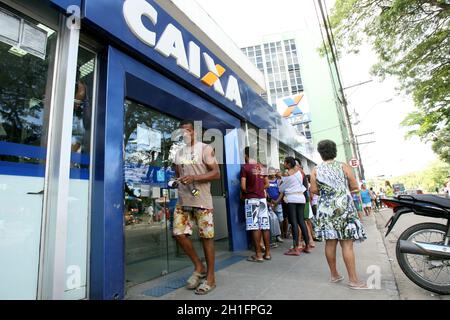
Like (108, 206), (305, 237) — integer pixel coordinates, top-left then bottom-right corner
(284, 156), (296, 169)
(317, 140), (337, 161)
(179, 119), (194, 129)
(295, 158), (303, 168)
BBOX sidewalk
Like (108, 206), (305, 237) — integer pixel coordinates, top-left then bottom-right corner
(126, 214), (399, 300)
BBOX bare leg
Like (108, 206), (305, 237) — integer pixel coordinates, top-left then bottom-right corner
(340, 240), (362, 284)
(252, 230), (263, 259)
(201, 238), (215, 285)
(306, 220), (315, 247)
(325, 240), (341, 280)
(262, 230), (271, 258)
(176, 235), (205, 273)
(297, 226), (304, 247)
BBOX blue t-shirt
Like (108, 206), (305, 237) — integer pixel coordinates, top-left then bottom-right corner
(360, 189), (372, 204)
(266, 179), (280, 201)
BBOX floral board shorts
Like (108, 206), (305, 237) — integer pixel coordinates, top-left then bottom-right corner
(245, 198), (270, 231)
(173, 205), (215, 239)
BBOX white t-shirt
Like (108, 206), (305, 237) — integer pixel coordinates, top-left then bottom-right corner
(279, 171), (306, 204)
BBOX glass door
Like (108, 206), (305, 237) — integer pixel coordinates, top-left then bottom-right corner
(0, 5), (57, 299)
(123, 100), (196, 289)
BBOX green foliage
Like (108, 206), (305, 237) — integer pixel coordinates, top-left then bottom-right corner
(328, 0), (450, 163)
(369, 160), (450, 193)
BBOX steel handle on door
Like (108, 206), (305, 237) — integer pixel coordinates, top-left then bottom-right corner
(27, 190), (44, 195)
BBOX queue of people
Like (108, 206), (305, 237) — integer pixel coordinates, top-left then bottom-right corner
(240, 139), (371, 289)
(174, 124), (374, 294)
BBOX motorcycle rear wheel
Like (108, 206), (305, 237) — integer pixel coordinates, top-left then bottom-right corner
(396, 222), (450, 295)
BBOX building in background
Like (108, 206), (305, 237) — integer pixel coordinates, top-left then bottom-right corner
(241, 35), (314, 158)
(241, 37), (303, 107)
(241, 30), (353, 165)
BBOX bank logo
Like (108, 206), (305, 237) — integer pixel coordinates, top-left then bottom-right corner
(123, 0), (243, 108)
(201, 64), (225, 87)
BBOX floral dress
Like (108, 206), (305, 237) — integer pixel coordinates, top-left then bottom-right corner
(314, 161), (366, 241)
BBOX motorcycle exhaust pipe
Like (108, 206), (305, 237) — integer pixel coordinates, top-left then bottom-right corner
(399, 240), (450, 259)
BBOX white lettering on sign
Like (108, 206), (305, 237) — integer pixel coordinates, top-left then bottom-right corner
(155, 23), (189, 71)
(123, 0), (158, 47)
(188, 41), (201, 78)
(122, 0), (243, 108)
(225, 75), (242, 108)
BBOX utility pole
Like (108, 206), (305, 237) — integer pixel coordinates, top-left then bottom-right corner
(316, 0), (360, 179)
(355, 132), (375, 181)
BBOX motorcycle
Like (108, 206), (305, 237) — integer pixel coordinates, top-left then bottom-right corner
(382, 194), (450, 295)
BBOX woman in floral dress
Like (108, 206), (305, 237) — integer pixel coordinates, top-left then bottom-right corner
(310, 140), (370, 289)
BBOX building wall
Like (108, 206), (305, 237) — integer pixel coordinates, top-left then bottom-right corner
(295, 31), (350, 163)
(241, 29), (353, 164)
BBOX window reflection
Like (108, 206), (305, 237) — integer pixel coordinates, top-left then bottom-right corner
(71, 47), (94, 156)
(0, 12), (56, 164)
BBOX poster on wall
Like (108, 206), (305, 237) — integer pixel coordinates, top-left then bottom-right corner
(0, 9), (48, 60)
(137, 124), (162, 153)
(20, 21), (47, 60)
(0, 9), (21, 47)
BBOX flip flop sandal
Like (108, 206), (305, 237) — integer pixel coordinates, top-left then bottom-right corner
(263, 255), (272, 260)
(195, 281), (216, 295)
(247, 255), (264, 263)
(330, 275), (344, 283)
(186, 271), (206, 290)
(348, 282), (371, 290)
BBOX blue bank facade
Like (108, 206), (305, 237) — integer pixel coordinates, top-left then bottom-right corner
(0, 0), (314, 299)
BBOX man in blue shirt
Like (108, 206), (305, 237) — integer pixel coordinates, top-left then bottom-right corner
(267, 167), (284, 243)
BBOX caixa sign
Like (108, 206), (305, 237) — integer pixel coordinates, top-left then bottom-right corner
(78, 0), (244, 109)
(123, 0), (242, 108)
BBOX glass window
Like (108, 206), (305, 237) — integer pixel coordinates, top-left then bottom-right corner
(0, 6), (57, 299)
(64, 46), (97, 300)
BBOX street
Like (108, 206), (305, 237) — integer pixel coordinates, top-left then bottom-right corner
(374, 208), (450, 300)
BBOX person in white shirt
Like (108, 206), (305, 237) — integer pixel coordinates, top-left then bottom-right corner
(279, 157), (312, 256)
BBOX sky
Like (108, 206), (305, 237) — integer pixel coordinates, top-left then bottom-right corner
(194, 0), (438, 179)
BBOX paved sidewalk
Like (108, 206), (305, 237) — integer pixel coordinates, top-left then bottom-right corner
(126, 214), (399, 300)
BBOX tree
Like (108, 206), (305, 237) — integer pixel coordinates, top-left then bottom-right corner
(392, 160), (450, 192)
(327, 0), (450, 163)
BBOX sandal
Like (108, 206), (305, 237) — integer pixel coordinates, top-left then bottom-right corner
(263, 255), (272, 260)
(348, 282), (371, 290)
(185, 271), (206, 290)
(195, 281), (216, 295)
(330, 275), (344, 283)
(247, 255), (264, 263)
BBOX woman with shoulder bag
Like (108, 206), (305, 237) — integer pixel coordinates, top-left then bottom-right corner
(279, 157), (312, 256)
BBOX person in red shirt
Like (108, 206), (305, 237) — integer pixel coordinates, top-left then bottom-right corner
(241, 146), (270, 262)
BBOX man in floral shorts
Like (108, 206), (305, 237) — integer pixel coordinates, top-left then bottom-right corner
(173, 120), (220, 295)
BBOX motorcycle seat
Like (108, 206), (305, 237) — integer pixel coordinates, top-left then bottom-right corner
(397, 194), (450, 209)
